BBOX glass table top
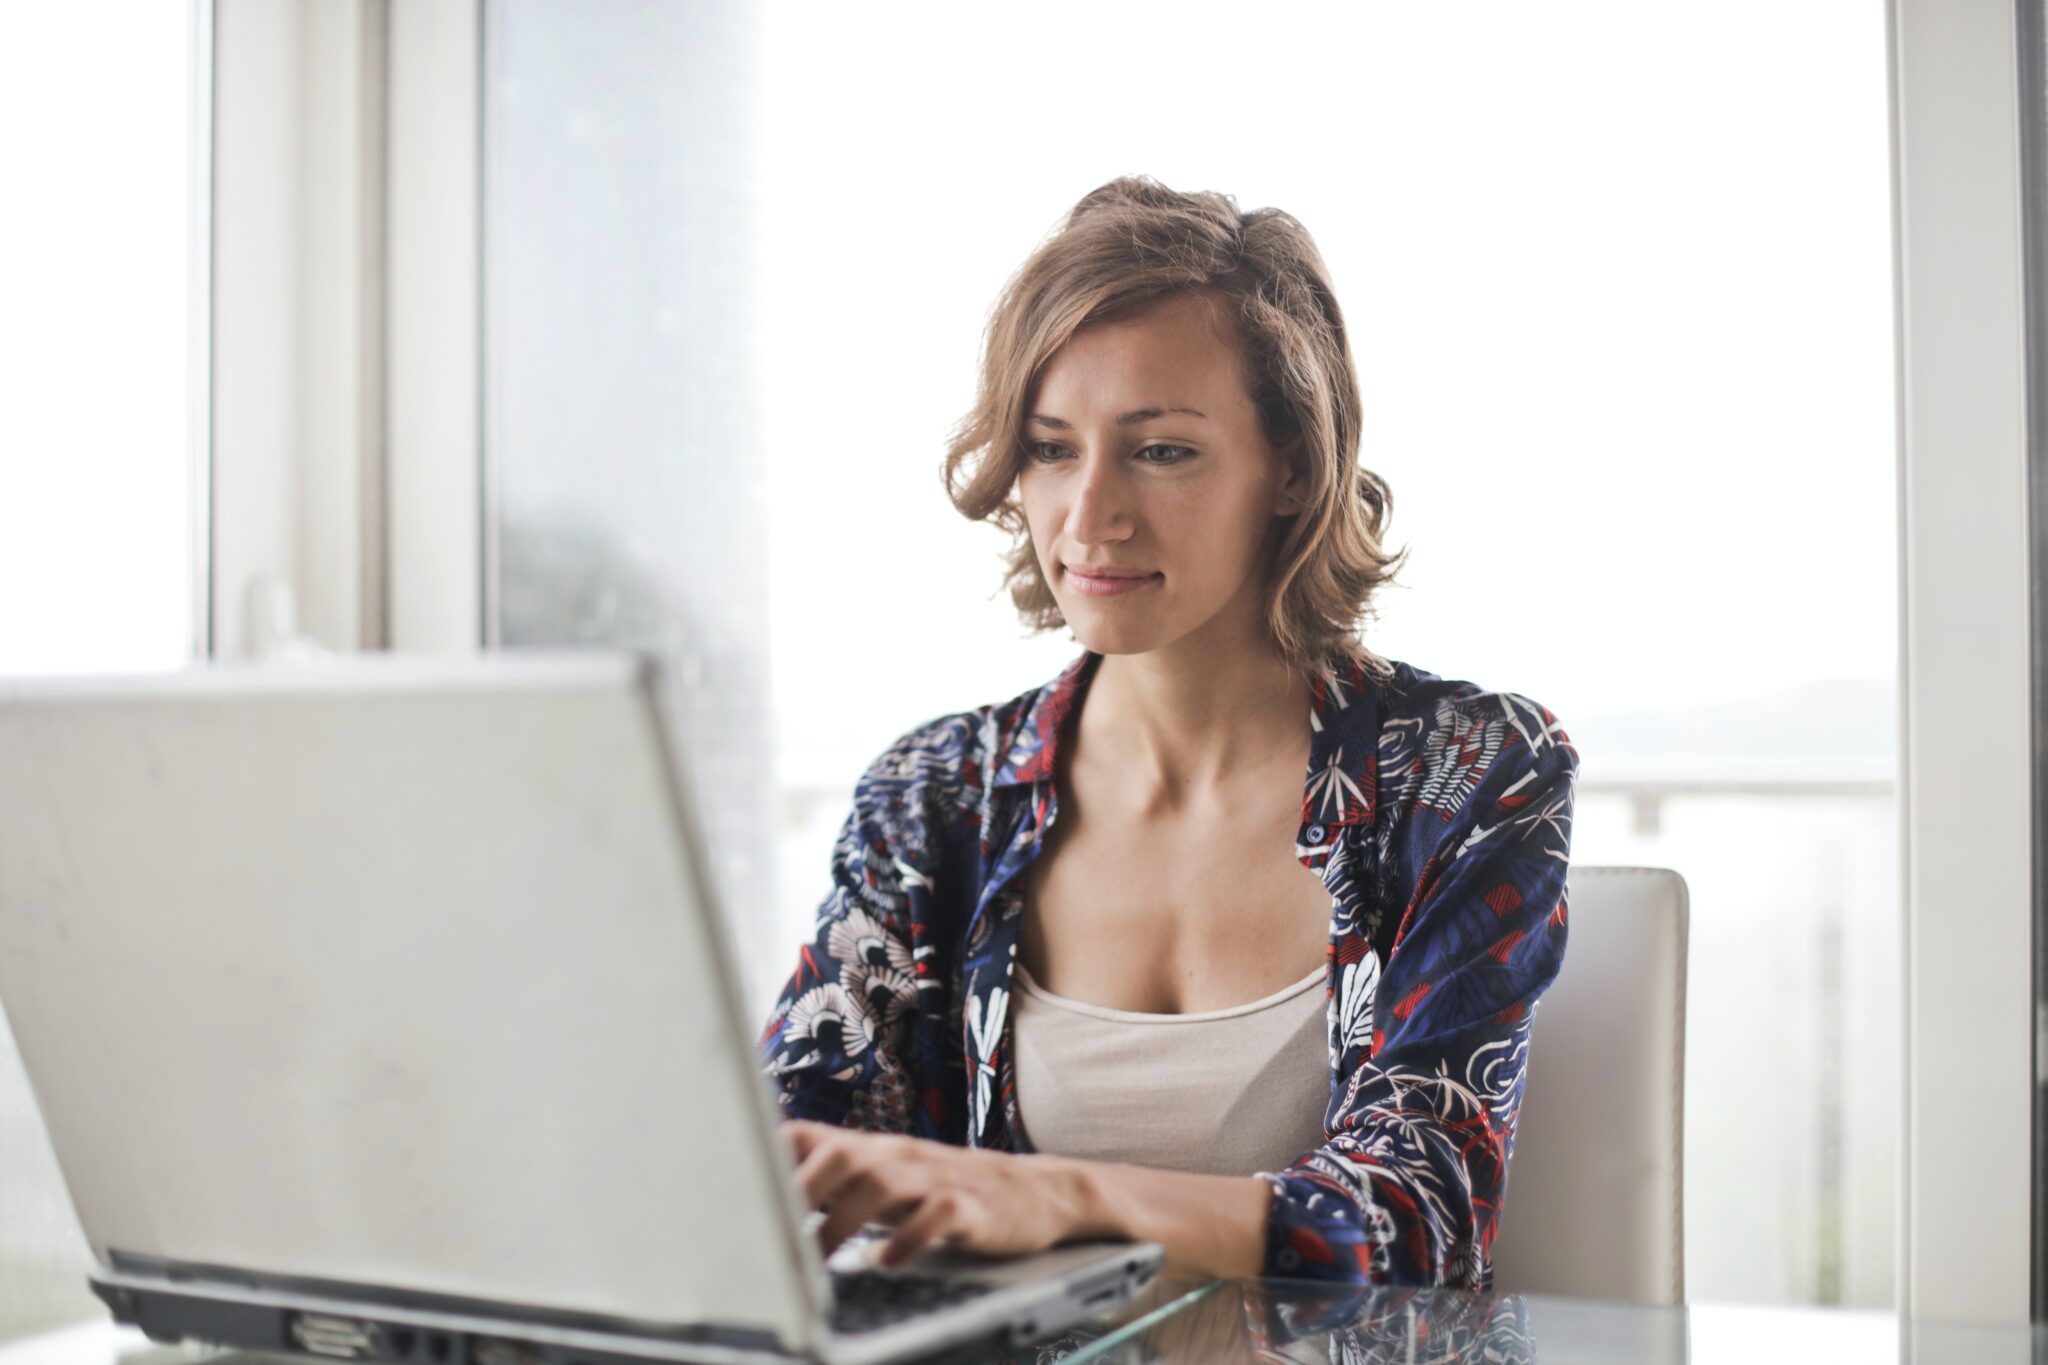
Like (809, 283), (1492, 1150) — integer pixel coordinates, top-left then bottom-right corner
(4, 1273), (2045, 1365)
(970, 1273), (2010, 1365)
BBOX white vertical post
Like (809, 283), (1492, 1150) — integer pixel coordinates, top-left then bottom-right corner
(187, 0), (214, 660)
(211, 0), (480, 657)
(1891, 0), (2037, 1328)
(209, 0), (303, 658)
(210, 0), (382, 657)
(386, 0), (483, 652)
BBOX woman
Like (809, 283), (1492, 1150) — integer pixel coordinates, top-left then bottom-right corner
(759, 176), (1578, 1290)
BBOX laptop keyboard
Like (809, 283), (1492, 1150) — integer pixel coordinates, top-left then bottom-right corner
(827, 1270), (994, 1335)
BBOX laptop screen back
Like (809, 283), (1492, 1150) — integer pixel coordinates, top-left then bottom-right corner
(0, 655), (819, 1347)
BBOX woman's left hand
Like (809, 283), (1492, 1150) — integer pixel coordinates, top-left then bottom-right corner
(784, 1120), (1099, 1267)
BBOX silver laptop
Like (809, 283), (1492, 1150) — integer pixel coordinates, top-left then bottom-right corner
(0, 653), (1160, 1365)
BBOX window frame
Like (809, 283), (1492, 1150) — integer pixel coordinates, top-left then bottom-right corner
(208, 0), (479, 659)
(1888, 0), (2038, 1325)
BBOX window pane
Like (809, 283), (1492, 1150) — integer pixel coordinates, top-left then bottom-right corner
(487, 0), (1896, 1308)
(484, 0), (778, 1005)
(0, 0), (204, 1335)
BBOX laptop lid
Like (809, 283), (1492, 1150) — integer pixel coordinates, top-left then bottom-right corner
(0, 653), (826, 1352)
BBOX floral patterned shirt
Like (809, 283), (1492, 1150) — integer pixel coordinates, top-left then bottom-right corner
(758, 648), (1579, 1289)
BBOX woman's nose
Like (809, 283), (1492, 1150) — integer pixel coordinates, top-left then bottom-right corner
(1066, 454), (1133, 545)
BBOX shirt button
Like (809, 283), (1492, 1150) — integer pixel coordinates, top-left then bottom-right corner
(1305, 823), (1327, 844)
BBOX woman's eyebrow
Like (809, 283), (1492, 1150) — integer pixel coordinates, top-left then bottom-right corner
(1026, 406), (1210, 430)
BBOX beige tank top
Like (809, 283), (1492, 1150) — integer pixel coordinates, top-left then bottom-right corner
(1010, 960), (1331, 1178)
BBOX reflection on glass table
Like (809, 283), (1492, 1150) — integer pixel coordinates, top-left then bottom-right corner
(1006, 1274), (2021, 1365)
(6, 1275), (2045, 1365)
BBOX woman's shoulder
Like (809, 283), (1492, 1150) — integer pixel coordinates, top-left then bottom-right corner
(848, 661), (1076, 812)
(1371, 657), (1569, 736)
(1362, 655), (1579, 811)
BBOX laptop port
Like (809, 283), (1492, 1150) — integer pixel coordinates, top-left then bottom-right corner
(469, 1336), (545, 1365)
(290, 1312), (383, 1359)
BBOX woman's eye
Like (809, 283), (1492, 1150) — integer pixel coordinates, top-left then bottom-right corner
(1024, 441), (1193, 465)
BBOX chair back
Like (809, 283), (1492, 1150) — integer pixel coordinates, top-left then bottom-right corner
(1489, 865), (1689, 1305)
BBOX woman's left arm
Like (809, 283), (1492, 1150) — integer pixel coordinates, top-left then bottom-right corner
(1255, 718), (1579, 1286)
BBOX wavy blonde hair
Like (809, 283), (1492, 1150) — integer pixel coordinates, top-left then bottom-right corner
(942, 175), (1408, 680)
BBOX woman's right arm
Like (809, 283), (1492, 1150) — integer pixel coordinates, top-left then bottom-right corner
(758, 732), (955, 1137)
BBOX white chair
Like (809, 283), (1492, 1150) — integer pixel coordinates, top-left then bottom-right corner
(1488, 865), (1689, 1306)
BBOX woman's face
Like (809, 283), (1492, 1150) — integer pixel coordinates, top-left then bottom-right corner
(1017, 291), (1304, 661)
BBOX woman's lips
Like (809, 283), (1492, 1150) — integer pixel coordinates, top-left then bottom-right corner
(1066, 568), (1161, 598)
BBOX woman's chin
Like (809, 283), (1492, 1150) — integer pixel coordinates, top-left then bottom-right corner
(1060, 612), (1166, 659)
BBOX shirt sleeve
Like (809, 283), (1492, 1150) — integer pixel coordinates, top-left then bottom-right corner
(1256, 710), (1579, 1288)
(757, 731), (954, 1137)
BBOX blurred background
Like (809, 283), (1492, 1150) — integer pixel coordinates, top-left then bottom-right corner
(0, 0), (1898, 1332)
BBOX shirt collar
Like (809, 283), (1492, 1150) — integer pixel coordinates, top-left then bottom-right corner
(1300, 652), (1379, 829)
(991, 650), (1099, 789)
(991, 648), (1382, 830)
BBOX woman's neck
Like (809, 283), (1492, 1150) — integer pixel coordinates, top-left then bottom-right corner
(1079, 637), (1312, 795)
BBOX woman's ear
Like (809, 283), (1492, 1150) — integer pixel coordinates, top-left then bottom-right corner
(1272, 436), (1311, 516)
